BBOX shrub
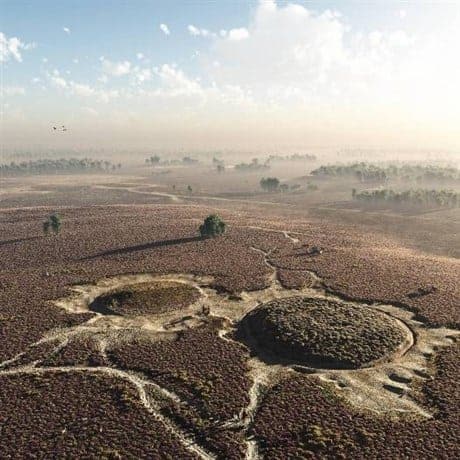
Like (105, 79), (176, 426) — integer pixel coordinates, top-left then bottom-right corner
(260, 177), (280, 192)
(199, 214), (226, 238)
(43, 213), (62, 235)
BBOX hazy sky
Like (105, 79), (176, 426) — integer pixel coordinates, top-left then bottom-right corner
(1, 0), (460, 151)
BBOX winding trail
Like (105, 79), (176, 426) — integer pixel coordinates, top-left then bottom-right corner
(92, 184), (293, 207)
(0, 365), (215, 460)
(2, 232), (459, 458)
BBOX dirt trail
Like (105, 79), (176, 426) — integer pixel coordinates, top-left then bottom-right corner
(0, 365), (215, 460)
(93, 184), (292, 207)
(245, 225), (302, 244)
(2, 233), (459, 455)
(93, 184), (181, 202)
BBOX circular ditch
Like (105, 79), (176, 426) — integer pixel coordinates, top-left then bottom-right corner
(89, 281), (201, 317)
(238, 296), (412, 369)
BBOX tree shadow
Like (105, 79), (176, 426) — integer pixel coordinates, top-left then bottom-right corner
(80, 235), (203, 260)
(0, 236), (41, 247)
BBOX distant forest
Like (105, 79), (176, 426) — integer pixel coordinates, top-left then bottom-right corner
(312, 162), (460, 183)
(352, 188), (459, 208)
(0, 158), (121, 176)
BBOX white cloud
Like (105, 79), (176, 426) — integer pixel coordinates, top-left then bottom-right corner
(3, 86), (26, 96)
(187, 25), (213, 38)
(81, 107), (99, 116)
(63, 27), (71, 34)
(227, 28), (249, 41)
(46, 69), (119, 102)
(100, 57), (131, 76)
(73, 58), (79, 64)
(160, 23), (170, 35)
(188, 25), (200, 36)
(0, 32), (34, 62)
(42, 57), (48, 63)
(208, 1), (420, 108)
(132, 66), (152, 84)
(153, 64), (203, 97)
(49, 70), (68, 89)
(136, 52), (144, 60)
(71, 83), (95, 97)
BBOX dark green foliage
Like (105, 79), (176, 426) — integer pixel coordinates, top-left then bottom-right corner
(43, 213), (62, 235)
(260, 177), (280, 192)
(199, 214), (226, 238)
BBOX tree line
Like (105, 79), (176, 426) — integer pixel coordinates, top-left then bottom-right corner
(0, 158), (121, 176)
(312, 162), (460, 183)
(235, 158), (270, 172)
(352, 188), (460, 208)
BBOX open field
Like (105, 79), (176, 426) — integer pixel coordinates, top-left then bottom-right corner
(0, 162), (459, 459)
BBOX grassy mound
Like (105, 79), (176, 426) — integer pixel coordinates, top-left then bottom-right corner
(89, 281), (201, 316)
(239, 296), (407, 369)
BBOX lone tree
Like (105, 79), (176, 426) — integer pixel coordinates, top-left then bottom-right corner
(260, 177), (280, 192)
(43, 213), (62, 235)
(199, 214), (226, 238)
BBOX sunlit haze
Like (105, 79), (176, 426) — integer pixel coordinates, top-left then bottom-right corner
(1, 0), (460, 151)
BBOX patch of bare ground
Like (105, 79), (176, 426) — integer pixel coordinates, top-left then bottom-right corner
(253, 344), (460, 459)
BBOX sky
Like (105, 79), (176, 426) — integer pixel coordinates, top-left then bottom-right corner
(1, 0), (460, 151)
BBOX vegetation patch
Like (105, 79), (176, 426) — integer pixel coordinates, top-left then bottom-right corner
(89, 281), (201, 316)
(239, 296), (407, 369)
(353, 188), (459, 208)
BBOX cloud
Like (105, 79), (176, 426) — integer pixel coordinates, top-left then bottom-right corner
(49, 70), (68, 88)
(71, 83), (95, 97)
(136, 52), (144, 60)
(100, 57), (131, 76)
(0, 32), (34, 62)
(187, 25), (213, 38)
(4, 86), (26, 96)
(160, 23), (170, 35)
(227, 28), (249, 41)
(63, 27), (71, 34)
(153, 64), (203, 96)
(47, 70), (119, 102)
(207, 0), (419, 108)
(132, 66), (152, 84)
(81, 107), (99, 116)
(72, 58), (79, 64)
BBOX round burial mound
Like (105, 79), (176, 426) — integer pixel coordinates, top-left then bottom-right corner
(239, 296), (410, 369)
(89, 281), (201, 316)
